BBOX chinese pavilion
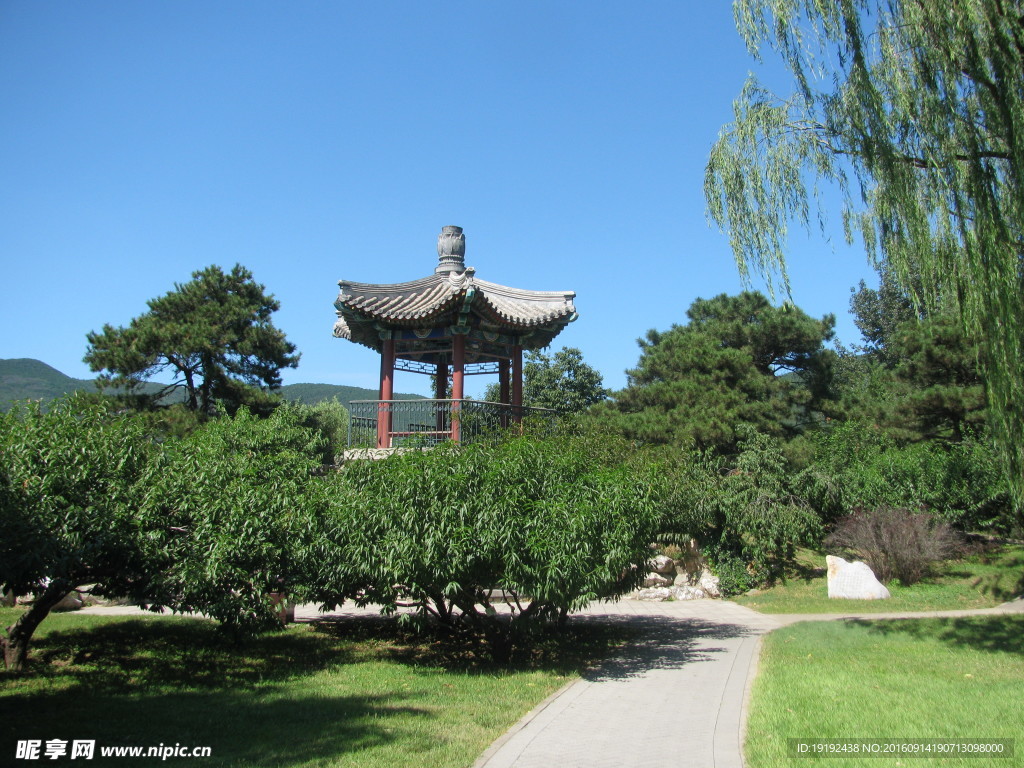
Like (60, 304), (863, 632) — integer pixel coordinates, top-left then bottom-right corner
(333, 225), (577, 448)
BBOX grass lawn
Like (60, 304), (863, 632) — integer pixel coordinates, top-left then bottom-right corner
(1, 607), (629, 767)
(733, 545), (1024, 614)
(745, 615), (1024, 767)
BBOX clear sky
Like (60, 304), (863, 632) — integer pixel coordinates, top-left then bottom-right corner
(0, 1), (876, 397)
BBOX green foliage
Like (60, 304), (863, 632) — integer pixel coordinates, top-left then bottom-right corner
(483, 347), (606, 413)
(796, 421), (1011, 532)
(522, 347), (606, 412)
(314, 434), (663, 657)
(295, 397), (349, 465)
(657, 429), (822, 593)
(842, 265), (987, 444)
(607, 292), (836, 451)
(84, 264), (299, 416)
(707, 0), (1024, 513)
(0, 396), (155, 669)
(705, 429), (822, 591)
(848, 265), (922, 366)
(138, 405), (330, 637)
(889, 316), (987, 443)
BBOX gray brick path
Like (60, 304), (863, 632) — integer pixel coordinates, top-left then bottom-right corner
(473, 600), (782, 768)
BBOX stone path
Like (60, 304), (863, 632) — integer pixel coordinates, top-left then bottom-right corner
(471, 598), (1024, 768)
(77, 597), (1024, 768)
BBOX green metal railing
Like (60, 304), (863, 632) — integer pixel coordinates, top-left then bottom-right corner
(347, 399), (558, 449)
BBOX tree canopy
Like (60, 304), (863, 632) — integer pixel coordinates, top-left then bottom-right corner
(605, 292), (835, 451)
(705, 0), (1024, 510)
(484, 346), (606, 413)
(84, 264), (299, 415)
(0, 397), (154, 671)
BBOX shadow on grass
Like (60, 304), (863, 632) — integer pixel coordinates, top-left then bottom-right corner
(303, 611), (760, 682)
(16, 617), (356, 692)
(972, 552), (1024, 602)
(1, 686), (427, 767)
(786, 560), (827, 583)
(857, 615), (1024, 658)
(304, 611), (639, 676)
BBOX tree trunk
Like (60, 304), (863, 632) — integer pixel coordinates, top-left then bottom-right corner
(2, 579), (71, 673)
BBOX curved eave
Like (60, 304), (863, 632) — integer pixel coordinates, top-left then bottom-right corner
(333, 271), (577, 348)
(473, 278), (576, 329)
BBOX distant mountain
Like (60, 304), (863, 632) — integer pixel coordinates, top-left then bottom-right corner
(0, 358), (98, 408)
(279, 382), (424, 405)
(0, 358), (424, 412)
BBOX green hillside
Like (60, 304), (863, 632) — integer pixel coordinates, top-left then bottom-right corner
(0, 358), (424, 411)
(0, 358), (98, 408)
(279, 382), (425, 405)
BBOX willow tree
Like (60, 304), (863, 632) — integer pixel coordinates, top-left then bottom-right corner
(706, 0), (1024, 510)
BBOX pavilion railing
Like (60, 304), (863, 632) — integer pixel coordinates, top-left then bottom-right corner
(346, 399), (559, 449)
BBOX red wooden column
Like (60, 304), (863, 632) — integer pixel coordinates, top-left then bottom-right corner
(511, 343), (523, 423)
(377, 337), (395, 449)
(498, 357), (510, 428)
(451, 334), (465, 442)
(435, 361), (448, 435)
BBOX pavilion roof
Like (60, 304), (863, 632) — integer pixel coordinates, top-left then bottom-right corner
(333, 227), (577, 353)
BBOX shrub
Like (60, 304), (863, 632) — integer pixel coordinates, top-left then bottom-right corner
(0, 396), (155, 671)
(797, 421), (1012, 531)
(314, 433), (664, 658)
(658, 428), (822, 590)
(139, 405), (331, 637)
(825, 506), (959, 585)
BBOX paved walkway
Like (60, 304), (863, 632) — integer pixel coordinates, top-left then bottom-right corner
(78, 597), (1024, 768)
(471, 598), (1024, 768)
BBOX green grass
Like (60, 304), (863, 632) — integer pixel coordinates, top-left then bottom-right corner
(745, 616), (1024, 767)
(733, 545), (1024, 614)
(1, 608), (629, 767)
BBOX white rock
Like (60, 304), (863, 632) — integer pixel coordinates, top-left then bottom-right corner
(648, 555), (676, 575)
(633, 587), (672, 601)
(698, 569), (721, 598)
(643, 572), (673, 588)
(826, 555), (891, 600)
(672, 572), (690, 587)
(671, 585), (707, 600)
(53, 592), (84, 611)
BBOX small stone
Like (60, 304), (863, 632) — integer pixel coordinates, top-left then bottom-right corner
(826, 555), (891, 599)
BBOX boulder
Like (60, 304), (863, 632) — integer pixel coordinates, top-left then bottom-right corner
(633, 587), (672, 601)
(697, 569), (721, 598)
(52, 592), (84, 611)
(648, 554), (676, 575)
(826, 555), (891, 600)
(643, 572), (673, 588)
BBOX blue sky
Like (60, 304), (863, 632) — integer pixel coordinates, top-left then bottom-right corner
(0, 1), (876, 397)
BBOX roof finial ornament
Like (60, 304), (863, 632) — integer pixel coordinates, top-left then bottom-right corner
(436, 225), (466, 274)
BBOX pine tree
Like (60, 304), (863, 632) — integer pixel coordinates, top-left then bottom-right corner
(85, 264), (299, 415)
